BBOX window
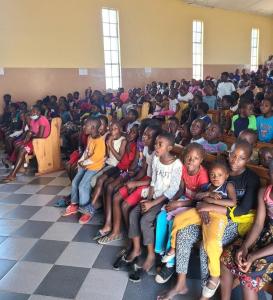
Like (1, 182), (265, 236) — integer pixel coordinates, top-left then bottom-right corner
(102, 8), (121, 90)
(250, 28), (259, 72)
(192, 20), (203, 80)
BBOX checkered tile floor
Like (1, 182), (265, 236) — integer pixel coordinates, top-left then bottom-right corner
(0, 165), (270, 300)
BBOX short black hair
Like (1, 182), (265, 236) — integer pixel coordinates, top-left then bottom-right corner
(263, 97), (273, 106)
(86, 116), (101, 129)
(238, 100), (252, 110)
(128, 109), (139, 119)
(98, 115), (108, 126)
(239, 128), (257, 138)
(146, 125), (162, 151)
(209, 160), (230, 174)
(32, 104), (41, 112)
(183, 142), (206, 160)
(222, 95), (234, 105)
(231, 140), (253, 159)
(168, 116), (179, 125)
(139, 118), (161, 136)
(198, 102), (209, 114)
(157, 130), (175, 146)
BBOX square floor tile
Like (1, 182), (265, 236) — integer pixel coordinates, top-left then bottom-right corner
(41, 222), (82, 242)
(14, 185), (45, 194)
(28, 177), (55, 185)
(35, 265), (89, 299)
(92, 245), (124, 270)
(37, 186), (65, 195)
(0, 204), (18, 217)
(57, 186), (71, 196)
(0, 236), (6, 245)
(56, 242), (102, 268)
(0, 261), (52, 294)
(76, 268), (128, 300)
(10, 176), (36, 184)
(21, 194), (55, 206)
(29, 296), (70, 300)
(13, 221), (53, 238)
(0, 219), (26, 236)
(3, 206), (40, 220)
(30, 207), (62, 222)
(0, 291), (30, 300)
(0, 237), (37, 260)
(89, 212), (104, 226)
(40, 171), (66, 177)
(46, 195), (68, 207)
(48, 177), (70, 186)
(0, 192), (11, 200)
(23, 239), (68, 264)
(0, 194), (31, 204)
(0, 184), (24, 193)
(72, 224), (101, 243)
(0, 259), (16, 280)
(57, 212), (81, 223)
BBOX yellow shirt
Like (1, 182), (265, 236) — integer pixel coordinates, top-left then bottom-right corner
(79, 136), (106, 171)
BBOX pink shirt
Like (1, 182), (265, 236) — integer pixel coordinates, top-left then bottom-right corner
(30, 116), (50, 138)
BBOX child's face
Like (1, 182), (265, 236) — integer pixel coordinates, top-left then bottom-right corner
(229, 147), (249, 173)
(180, 124), (190, 138)
(127, 126), (138, 142)
(260, 151), (273, 168)
(142, 127), (154, 147)
(184, 149), (203, 173)
(238, 132), (257, 146)
(167, 120), (178, 135)
(222, 98), (231, 110)
(260, 100), (272, 115)
(190, 120), (204, 137)
(240, 104), (253, 117)
(127, 112), (136, 122)
(85, 120), (99, 138)
(99, 120), (108, 136)
(209, 166), (228, 187)
(205, 124), (221, 142)
(154, 136), (172, 157)
(110, 123), (121, 139)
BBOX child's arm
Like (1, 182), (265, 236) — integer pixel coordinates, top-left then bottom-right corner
(204, 182), (237, 207)
(107, 137), (127, 161)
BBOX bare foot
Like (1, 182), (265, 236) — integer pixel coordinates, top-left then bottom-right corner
(142, 253), (155, 272)
(157, 286), (189, 300)
(126, 249), (141, 262)
(100, 225), (112, 234)
(167, 248), (175, 256)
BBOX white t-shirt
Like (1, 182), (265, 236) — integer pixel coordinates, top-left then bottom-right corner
(143, 146), (154, 177)
(151, 156), (182, 199)
(169, 98), (179, 112)
(105, 136), (126, 167)
(217, 82), (235, 99)
(190, 137), (206, 145)
(177, 92), (193, 102)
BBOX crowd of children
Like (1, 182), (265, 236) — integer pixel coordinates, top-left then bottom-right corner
(1, 65), (273, 300)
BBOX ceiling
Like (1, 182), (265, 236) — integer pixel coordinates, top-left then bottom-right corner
(184, 0), (273, 16)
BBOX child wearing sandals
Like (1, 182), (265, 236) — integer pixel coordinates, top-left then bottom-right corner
(124, 132), (182, 282)
(94, 124), (139, 240)
(62, 117), (106, 224)
(155, 143), (209, 284)
(97, 124), (161, 245)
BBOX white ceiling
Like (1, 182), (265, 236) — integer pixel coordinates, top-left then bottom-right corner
(184, 0), (273, 16)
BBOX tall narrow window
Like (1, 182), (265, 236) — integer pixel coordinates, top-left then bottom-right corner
(251, 28), (259, 71)
(102, 8), (121, 90)
(192, 20), (203, 80)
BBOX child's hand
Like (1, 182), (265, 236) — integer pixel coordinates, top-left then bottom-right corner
(140, 200), (153, 213)
(200, 211), (210, 225)
(237, 253), (254, 273)
(126, 181), (136, 191)
(196, 202), (212, 212)
(209, 192), (222, 200)
(235, 245), (249, 268)
(165, 201), (181, 212)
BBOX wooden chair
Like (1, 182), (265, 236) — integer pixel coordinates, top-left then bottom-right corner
(27, 117), (63, 175)
(222, 134), (273, 150)
(175, 102), (189, 121)
(139, 102), (150, 120)
(207, 110), (220, 123)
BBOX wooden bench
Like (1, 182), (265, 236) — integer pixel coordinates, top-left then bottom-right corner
(26, 117), (63, 175)
(223, 134), (273, 150)
(207, 110), (220, 123)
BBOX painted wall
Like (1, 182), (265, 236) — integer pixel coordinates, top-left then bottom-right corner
(0, 0), (272, 104)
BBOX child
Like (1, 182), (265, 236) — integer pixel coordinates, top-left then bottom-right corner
(157, 90), (180, 117)
(178, 123), (191, 146)
(94, 125), (139, 239)
(217, 72), (235, 99)
(256, 98), (273, 142)
(220, 95), (234, 132)
(220, 160), (273, 300)
(231, 101), (257, 137)
(238, 129), (259, 165)
(62, 117), (106, 224)
(125, 132), (182, 281)
(202, 123), (227, 153)
(177, 86), (193, 103)
(196, 102), (212, 127)
(203, 86), (216, 110)
(166, 117), (181, 144)
(258, 147), (273, 168)
(122, 109), (140, 133)
(190, 119), (206, 144)
(98, 125), (161, 245)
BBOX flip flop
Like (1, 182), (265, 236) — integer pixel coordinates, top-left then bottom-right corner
(93, 230), (111, 241)
(1, 177), (15, 183)
(97, 234), (122, 245)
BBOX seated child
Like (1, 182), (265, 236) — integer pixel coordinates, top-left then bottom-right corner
(94, 125), (139, 239)
(178, 123), (191, 146)
(238, 129), (259, 164)
(156, 90), (179, 117)
(62, 117), (106, 224)
(125, 132), (182, 281)
(258, 147), (273, 168)
(97, 124), (161, 245)
(231, 101), (256, 137)
(196, 102), (211, 127)
(220, 95), (234, 133)
(166, 117), (182, 144)
(256, 98), (273, 142)
(202, 123), (227, 153)
(190, 119), (206, 144)
(164, 160), (236, 298)
(121, 109), (140, 133)
(202, 86), (216, 110)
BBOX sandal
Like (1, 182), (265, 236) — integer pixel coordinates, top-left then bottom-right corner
(93, 229), (111, 241)
(202, 279), (220, 298)
(97, 234), (122, 245)
(1, 177), (16, 183)
(129, 261), (143, 283)
(113, 254), (139, 271)
(161, 252), (175, 263)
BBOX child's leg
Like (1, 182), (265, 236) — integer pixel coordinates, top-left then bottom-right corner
(70, 167), (87, 205)
(155, 210), (169, 255)
(220, 263), (235, 300)
(202, 213), (227, 285)
(91, 173), (108, 207)
(170, 208), (201, 249)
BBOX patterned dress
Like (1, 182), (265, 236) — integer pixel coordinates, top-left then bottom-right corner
(221, 185), (273, 292)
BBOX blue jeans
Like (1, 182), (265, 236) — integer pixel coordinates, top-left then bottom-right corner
(71, 167), (97, 211)
(155, 210), (175, 267)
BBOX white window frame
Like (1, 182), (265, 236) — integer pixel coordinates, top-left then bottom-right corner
(101, 8), (122, 90)
(250, 28), (259, 72)
(192, 20), (203, 80)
